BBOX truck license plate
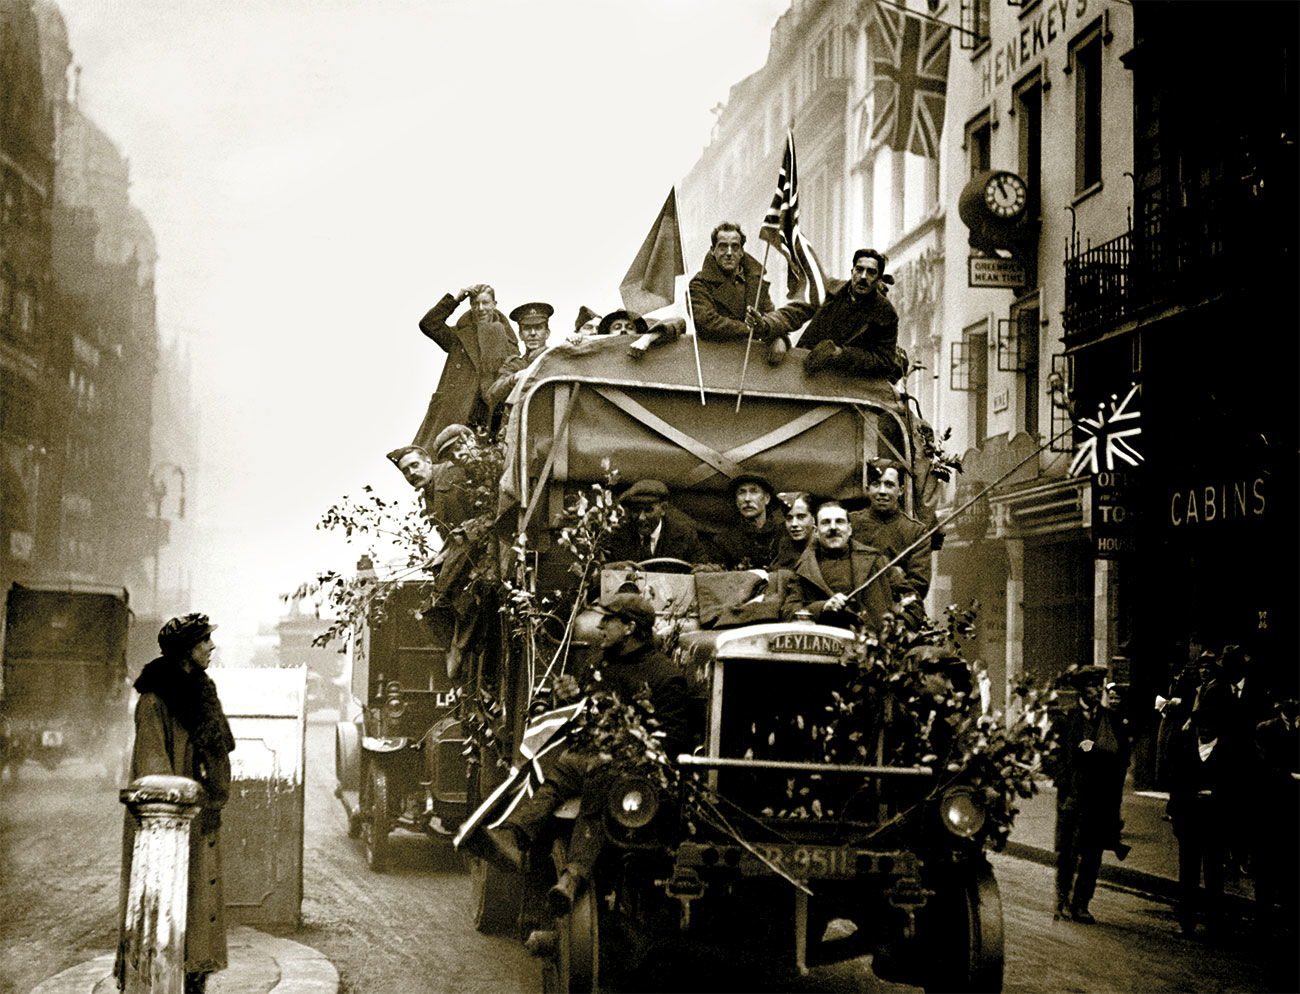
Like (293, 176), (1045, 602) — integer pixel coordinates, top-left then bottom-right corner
(41, 730), (63, 748)
(746, 843), (853, 879)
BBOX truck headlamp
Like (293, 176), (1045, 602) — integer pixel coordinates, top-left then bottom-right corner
(938, 786), (986, 839)
(606, 775), (660, 829)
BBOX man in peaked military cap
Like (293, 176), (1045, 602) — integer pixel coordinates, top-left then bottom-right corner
(486, 303), (554, 412)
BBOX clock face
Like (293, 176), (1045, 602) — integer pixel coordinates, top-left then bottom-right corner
(984, 172), (1028, 219)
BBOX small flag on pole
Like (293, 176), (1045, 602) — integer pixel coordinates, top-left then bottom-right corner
(759, 132), (828, 307)
(620, 188), (686, 316)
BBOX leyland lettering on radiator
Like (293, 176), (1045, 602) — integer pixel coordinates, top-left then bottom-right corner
(767, 632), (846, 656)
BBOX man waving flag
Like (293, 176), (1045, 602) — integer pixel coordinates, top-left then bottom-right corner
(759, 131), (828, 308)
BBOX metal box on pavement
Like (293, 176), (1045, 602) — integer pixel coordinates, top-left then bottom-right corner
(209, 666), (306, 927)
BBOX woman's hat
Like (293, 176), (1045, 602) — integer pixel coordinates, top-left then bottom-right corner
(597, 309), (649, 335)
(158, 613), (218, 655)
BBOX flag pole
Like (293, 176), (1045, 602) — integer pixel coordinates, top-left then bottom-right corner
(735, 240), (771, 413)
(684, 279), (706, 406)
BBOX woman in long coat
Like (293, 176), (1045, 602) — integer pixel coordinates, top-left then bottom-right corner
(115, 613), (235, 994)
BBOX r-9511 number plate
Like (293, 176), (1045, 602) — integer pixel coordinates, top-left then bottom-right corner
(744, 843), (854, 879)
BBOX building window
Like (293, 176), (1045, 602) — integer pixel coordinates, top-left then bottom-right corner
(951, 321), (990, 444)
(13, 288), (33, 341)
(1011, 294), (1041, 438)
(0, 268), (10, 328)
(1072, 29), (1103, 192)
(1048, 353), (1074, 451)
(967, 113), (992, 178)
(1015, 73), (1043, 218)
(960, 0), (991, 49)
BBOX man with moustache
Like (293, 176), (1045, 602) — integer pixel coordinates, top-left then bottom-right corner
(800, 249), (902, 383)
(779, 500), (895, 631)
(689, 222), (813, 365)
(711, 474), (784, 570)
(413, 282), (520, 450)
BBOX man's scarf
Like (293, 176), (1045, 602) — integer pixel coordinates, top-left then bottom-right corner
(134, 657), (236, 807)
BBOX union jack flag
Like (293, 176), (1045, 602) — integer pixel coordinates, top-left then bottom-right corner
(759, 131), (828, 307)
(1069, 383), (1144, 477)
(869, 7), (951, 158)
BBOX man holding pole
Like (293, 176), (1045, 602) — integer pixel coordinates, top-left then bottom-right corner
(800, 249), (903, 383)
(688, 222), (812, 365)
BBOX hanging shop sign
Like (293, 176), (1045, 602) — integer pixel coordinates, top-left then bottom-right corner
(1091, 469), (1137, 558)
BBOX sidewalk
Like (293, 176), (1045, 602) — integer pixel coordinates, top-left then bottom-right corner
(1005, 782), (1255, 905)
(29, 926), (338, 994)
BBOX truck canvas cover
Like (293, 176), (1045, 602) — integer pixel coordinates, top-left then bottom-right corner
(500, 337), (914, 526)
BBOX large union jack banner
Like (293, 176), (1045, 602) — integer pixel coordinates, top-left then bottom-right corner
(869, 6), (951, 158)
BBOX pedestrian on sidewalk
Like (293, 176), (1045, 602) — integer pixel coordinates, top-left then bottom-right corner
(114, 614), (235, 994)
(1048, 664), (1130, 924)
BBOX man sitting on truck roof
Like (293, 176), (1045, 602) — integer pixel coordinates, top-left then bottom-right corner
(605, 479), (706, 566)
(800, 249), (903, 384)
(689, 222), (813, 366)
(779, 499), (896, 631)
(709, 474), (784, 570)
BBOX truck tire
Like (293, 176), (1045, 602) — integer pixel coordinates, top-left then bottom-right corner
(470, 855), (521, 935)
(548, 884), (600, 994)
(363, 761), (391, 873)
(923, 860), (1004, 994)
(335, 721), (360, 793)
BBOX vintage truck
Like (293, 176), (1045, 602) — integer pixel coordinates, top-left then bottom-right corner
(0, 580), (132, 781)
(453, 334), (1001, 992)
(333, 580), (469, 872)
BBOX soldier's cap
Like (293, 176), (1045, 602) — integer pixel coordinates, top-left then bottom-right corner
(432, 424), (472, 458)
(158, 612), (217, 656)
(386, 444), (430, 468)
(573, 305), (601, 333)
(509, 302), (554, 324)
(729, 473), (777, 502)
(620, 478), (669, 506)
(867, 457), (909, 482)
(597, 309), (649, 336)
(594, 592), (657, 627)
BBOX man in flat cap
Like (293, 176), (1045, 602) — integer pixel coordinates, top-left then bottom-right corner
(485, 303), (554, 412)
(1047, 664), (1130, 924)
(688, 222), (814, 365)
(710, 473), (785, 569)
(606, 479), (706, 565)
(469, 592), (688, 913)
(414, 283), (520, 451)
(800, 249), (903, 383)
(573, 305), (602, 336)
(778, 499), (895, 631)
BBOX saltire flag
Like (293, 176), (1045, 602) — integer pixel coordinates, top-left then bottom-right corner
(452, 698), (587, 849)
(1068, 383), (1144, 477)
(759, 131), (828, 307)
(620, 188), (686, 316)
(868, 5), (951, 158)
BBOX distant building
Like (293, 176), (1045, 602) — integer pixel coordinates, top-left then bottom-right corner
(1, 0), (174, 622)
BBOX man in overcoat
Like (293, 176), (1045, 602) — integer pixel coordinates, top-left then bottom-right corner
(1048, 665), (1130, 924)
(413, 283), (519, 450)
(849, 460), (931, 616)
(800, 249), (902, 383)
(688, 222), (813, 365)
(710, 474), (785, 570)
(605, 478), (706, 565)
(485, 302), (553, 413)
(778, 500), (895, 631)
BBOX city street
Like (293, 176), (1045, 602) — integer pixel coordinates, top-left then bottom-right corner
(0, 713), (1281, 994)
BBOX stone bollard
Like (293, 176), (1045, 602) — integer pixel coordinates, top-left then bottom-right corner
(119, 775), (202, 994)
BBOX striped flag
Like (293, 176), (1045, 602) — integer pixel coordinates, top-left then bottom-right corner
(759, 131), (828, 307)
(452, 698), (586, 848)
(869, 6), (951, 158)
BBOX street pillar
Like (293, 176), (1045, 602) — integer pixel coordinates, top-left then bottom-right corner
(1004, 538), (1024, 719)
(119, 774), (202, 994)
(1093, 557), (1117, 669)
